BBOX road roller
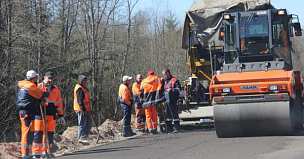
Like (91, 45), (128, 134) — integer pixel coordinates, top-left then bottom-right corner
(208, 8), (303, 137)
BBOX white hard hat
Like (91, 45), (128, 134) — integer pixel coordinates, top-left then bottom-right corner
(26, 70), (39, 79)
(123, 76), (132, 82)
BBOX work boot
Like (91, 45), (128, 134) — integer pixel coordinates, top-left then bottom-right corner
(172, 129), (180, 133)
(129, 131), (136, 136)
(79, 139), (90, 145)
(32, 155), (41, 159)
(149, 131), (158, 135)
(40, 153), (54, 159)
(173, 121), (181, 133)
(166, 121), (173, 133)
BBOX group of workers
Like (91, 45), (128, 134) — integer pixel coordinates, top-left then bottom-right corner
(118, 69), (181, 136)
(17, 68), (181, 158)
(17, 70), (66, 159)
(17, 70), (92, 159)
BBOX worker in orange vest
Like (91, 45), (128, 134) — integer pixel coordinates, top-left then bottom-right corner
(32, 71), (65, 158)
(17, 70), (48, 159)
(74, 75), (92, 144)
(132, 74), (146, 133)
(140, 71), (164, 135)
(119, 75), (136, 137)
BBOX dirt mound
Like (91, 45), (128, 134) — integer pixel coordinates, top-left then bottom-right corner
(0, 117), (139, 158)
(53, 119), (125, 156)
(0, 142), (20, 159)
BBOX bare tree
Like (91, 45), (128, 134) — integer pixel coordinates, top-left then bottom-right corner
(0, 0), (192, 142)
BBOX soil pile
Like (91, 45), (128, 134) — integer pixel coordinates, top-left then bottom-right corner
(0, 118), (141, 158)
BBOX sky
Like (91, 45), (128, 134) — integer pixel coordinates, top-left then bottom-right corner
(135, 0), (304, 25)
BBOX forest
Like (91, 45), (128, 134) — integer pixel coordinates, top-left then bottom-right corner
(0, 0), (189, 142)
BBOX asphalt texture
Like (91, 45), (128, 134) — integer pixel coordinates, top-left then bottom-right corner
(58, 125), (304, 159)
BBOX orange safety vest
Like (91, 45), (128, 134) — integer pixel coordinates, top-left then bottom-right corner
(38, 82), (64, 116)
(118, 84), (133, 106)
(74, 84), (90, 111)
(132, 82), (141, 103)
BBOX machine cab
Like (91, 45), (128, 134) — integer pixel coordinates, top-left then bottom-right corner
(220, 9), (302, 72)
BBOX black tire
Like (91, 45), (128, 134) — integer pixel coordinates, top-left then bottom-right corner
(293, 91), (303, 130)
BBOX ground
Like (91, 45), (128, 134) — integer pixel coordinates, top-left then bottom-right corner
(0, 116), (142, 159)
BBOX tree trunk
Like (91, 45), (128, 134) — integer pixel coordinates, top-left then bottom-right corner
(37, 0), (42, 73)
(6, 0), (12, 76)
(60, 0), (66, 59)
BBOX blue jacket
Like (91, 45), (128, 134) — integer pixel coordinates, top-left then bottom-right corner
(17, 80), (45, 115)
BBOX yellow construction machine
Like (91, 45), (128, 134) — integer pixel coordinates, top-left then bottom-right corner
(181, 0), (303, 136)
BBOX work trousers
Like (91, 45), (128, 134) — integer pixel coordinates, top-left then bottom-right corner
(121, 104), (133, 135)
(196, 89), (205, 104)
(145, 105), (158, 133)
(134, 103), (146, 131)
(165, 101), (180, 132)
(32, 115), (55, 158)
(76, 111), (92, 140)
(19, 110), (34, 159)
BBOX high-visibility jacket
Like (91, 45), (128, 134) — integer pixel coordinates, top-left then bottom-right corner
(118, 83), (133, 106)
(140, 75), (164, 108)
(74, 84), (90, 111)
(17, 80), (44, 113)
(132, 81), (141, 104)
(17, 80), (43, 158)
(164, 76), (181, 103)
(38, 82), (63, 116)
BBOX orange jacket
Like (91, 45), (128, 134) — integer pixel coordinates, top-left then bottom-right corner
(17, 80), (44, 112)
(74, 84), (90, 111)
(132, 82), (141, 104)
(119, 83), (133, 106)
(140, 75), (164, 108)
(38, 82), (64, 116)
(18, 80), (44, 99)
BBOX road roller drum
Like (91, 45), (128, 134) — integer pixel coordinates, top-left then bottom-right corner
(214, 101), (294, 138)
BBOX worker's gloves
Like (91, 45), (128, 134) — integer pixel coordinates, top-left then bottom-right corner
(42, 92), (50, 99)
(58, 117), (66, 125)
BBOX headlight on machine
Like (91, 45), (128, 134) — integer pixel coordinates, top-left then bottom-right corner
(223, 87), (231, 93)
(269, 85), (277, 91)
(223, 14), (231, 20)
(269, 85), (287, 91)
(214, 87), (231, 93)
(277, 10), (285, 15)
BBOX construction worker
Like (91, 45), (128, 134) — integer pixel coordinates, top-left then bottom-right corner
(132, 74), (146, 133)
(74, 75), (92, 144)
(119, 75), (136, 137)
(32, 71), (65, 158)
(162, 69), (181, 133)
(195, 79), (205, 105)
(17, 70), (48, 159)
(140, 71), (164, 135)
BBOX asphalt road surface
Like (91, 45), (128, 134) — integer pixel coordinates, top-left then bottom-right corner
(58, 125), (304, 159)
